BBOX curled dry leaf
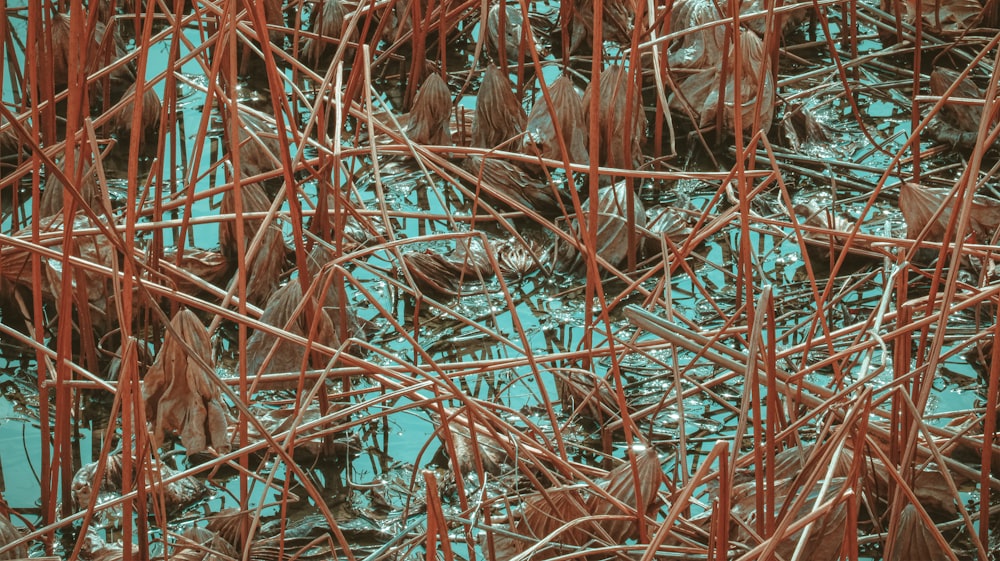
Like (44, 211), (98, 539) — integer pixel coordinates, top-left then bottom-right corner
(566, 0), (634, 55)
(463, 154), (570, 215)
(523, 75), (589, 169)
(668, 0), (726, 69)
(405, 73), (452, 146)
(40, 150), (103, 218)
(493, 448), (661, 560)
(583, 64), (646, 170)
(160, 248), (233, 295)
(71, 453), (205, 514)
(555, 369), (621, 424)
(43, 12), (133, 94)
(0, 118), (27, 178)
(927, 67), (992, 150)
(902, 0), (983, 31)
(493, 237), (543, 278)
(642, 206), (694, 254)
(793, 200), (882, 262)
(219, 181), (289, 307)
(109, 81), (162, 144)
(899, 181), (1000, 243)
(400, 249), (468, 298)
(40, 213), (117, 330)
(142, 309), (231, 455)
(472, 63), (527, 149)
(235, 110), (284, 186)
(244, 402), (356, 461)
(302, 0), (355, 67)
(486, 4), (540, 62)
(670, 29), (775, 134)
(888, 504), (950, 561)
(174, 526), (240, 561)
(436, 407), (507, 477)
(246, 279), (340, 377)
(731, 476), (850, 561)
(779, 103), (834, 152)
(556, 181), (646, 271)
(0, 511), (26, 560)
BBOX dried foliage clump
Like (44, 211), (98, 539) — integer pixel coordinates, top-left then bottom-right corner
(142, 309), (231, 455)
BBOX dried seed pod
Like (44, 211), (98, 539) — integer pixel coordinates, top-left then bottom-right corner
(142, 309), (231, 454)
(583, 64), (646, 170)
(405, 73), (452, 145)
(523, 75), (589, 168)
(472, 63), (526, 149)
(485, 3), (540, 62)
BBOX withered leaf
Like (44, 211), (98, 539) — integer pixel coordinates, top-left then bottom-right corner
(71, 453), (205, 513)
(302, 0), (355, 67)
(523, 75), (589, 169)
(405, 73), (452, 146)
(930, 67), (985, 133)
(899, 181), (1000, 243)
(143, 309), (231, 455)
(668, 0), (726, 69)
(888, 504), (950, 561)
(0, 511), (26, 560)
(585, 447), (662, 543)
(109, 81), (162, 144)
(485, 4), (540, 63)
(556, 181), (646, 271)
(472, 63), (526, 149)
(463, 154), (570, 215)
(731, 476), (850, 561)
(583, 64), (646, 170)
(670, 29), (775, 134)
(246, 279), (340, 378)
(566, 0), (634, 54)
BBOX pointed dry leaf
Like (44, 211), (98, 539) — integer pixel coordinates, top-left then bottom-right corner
(899, 181), (1000, 243)
(493, 487), (592, 560)
(302, 0), (355, 67)
(583, 64), (646, 170)
(472, 63), (526, 149)
(671, 29), (775, 134)
(236, 111), (284, 185)
(585, 448), (662, 543)
(523, 76), (589, 168)
(486, 4), (539, 62)
(437, 408), (507, 477)
(780, 103), (833, 152)
(888, 504), (950, 561)
(731, 476), (850, 561)
(41, 213), (116, 329)
(246, 280), (340, 377)
(400, 249), (470, 298)
(71, 453), (205, 513)
(160, 248), (233, 295)
(40, 150), (103, 218)
(406, 73), (452, 145)
(0, 511), (26, 560)
(566, 0), (634, 54)
(668, 0), (726, 69)
(175, 526), (240, 561)
(143, 309), (231, 454)
(245, 402), (354, 460)
(555, 370), (620, 424)
(927, 67), (991, 149)
(557, 181), (646, 271)
(463, 154), (570, 215)
(109, 81), (162, 143)
(903, 0), (983, 31)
